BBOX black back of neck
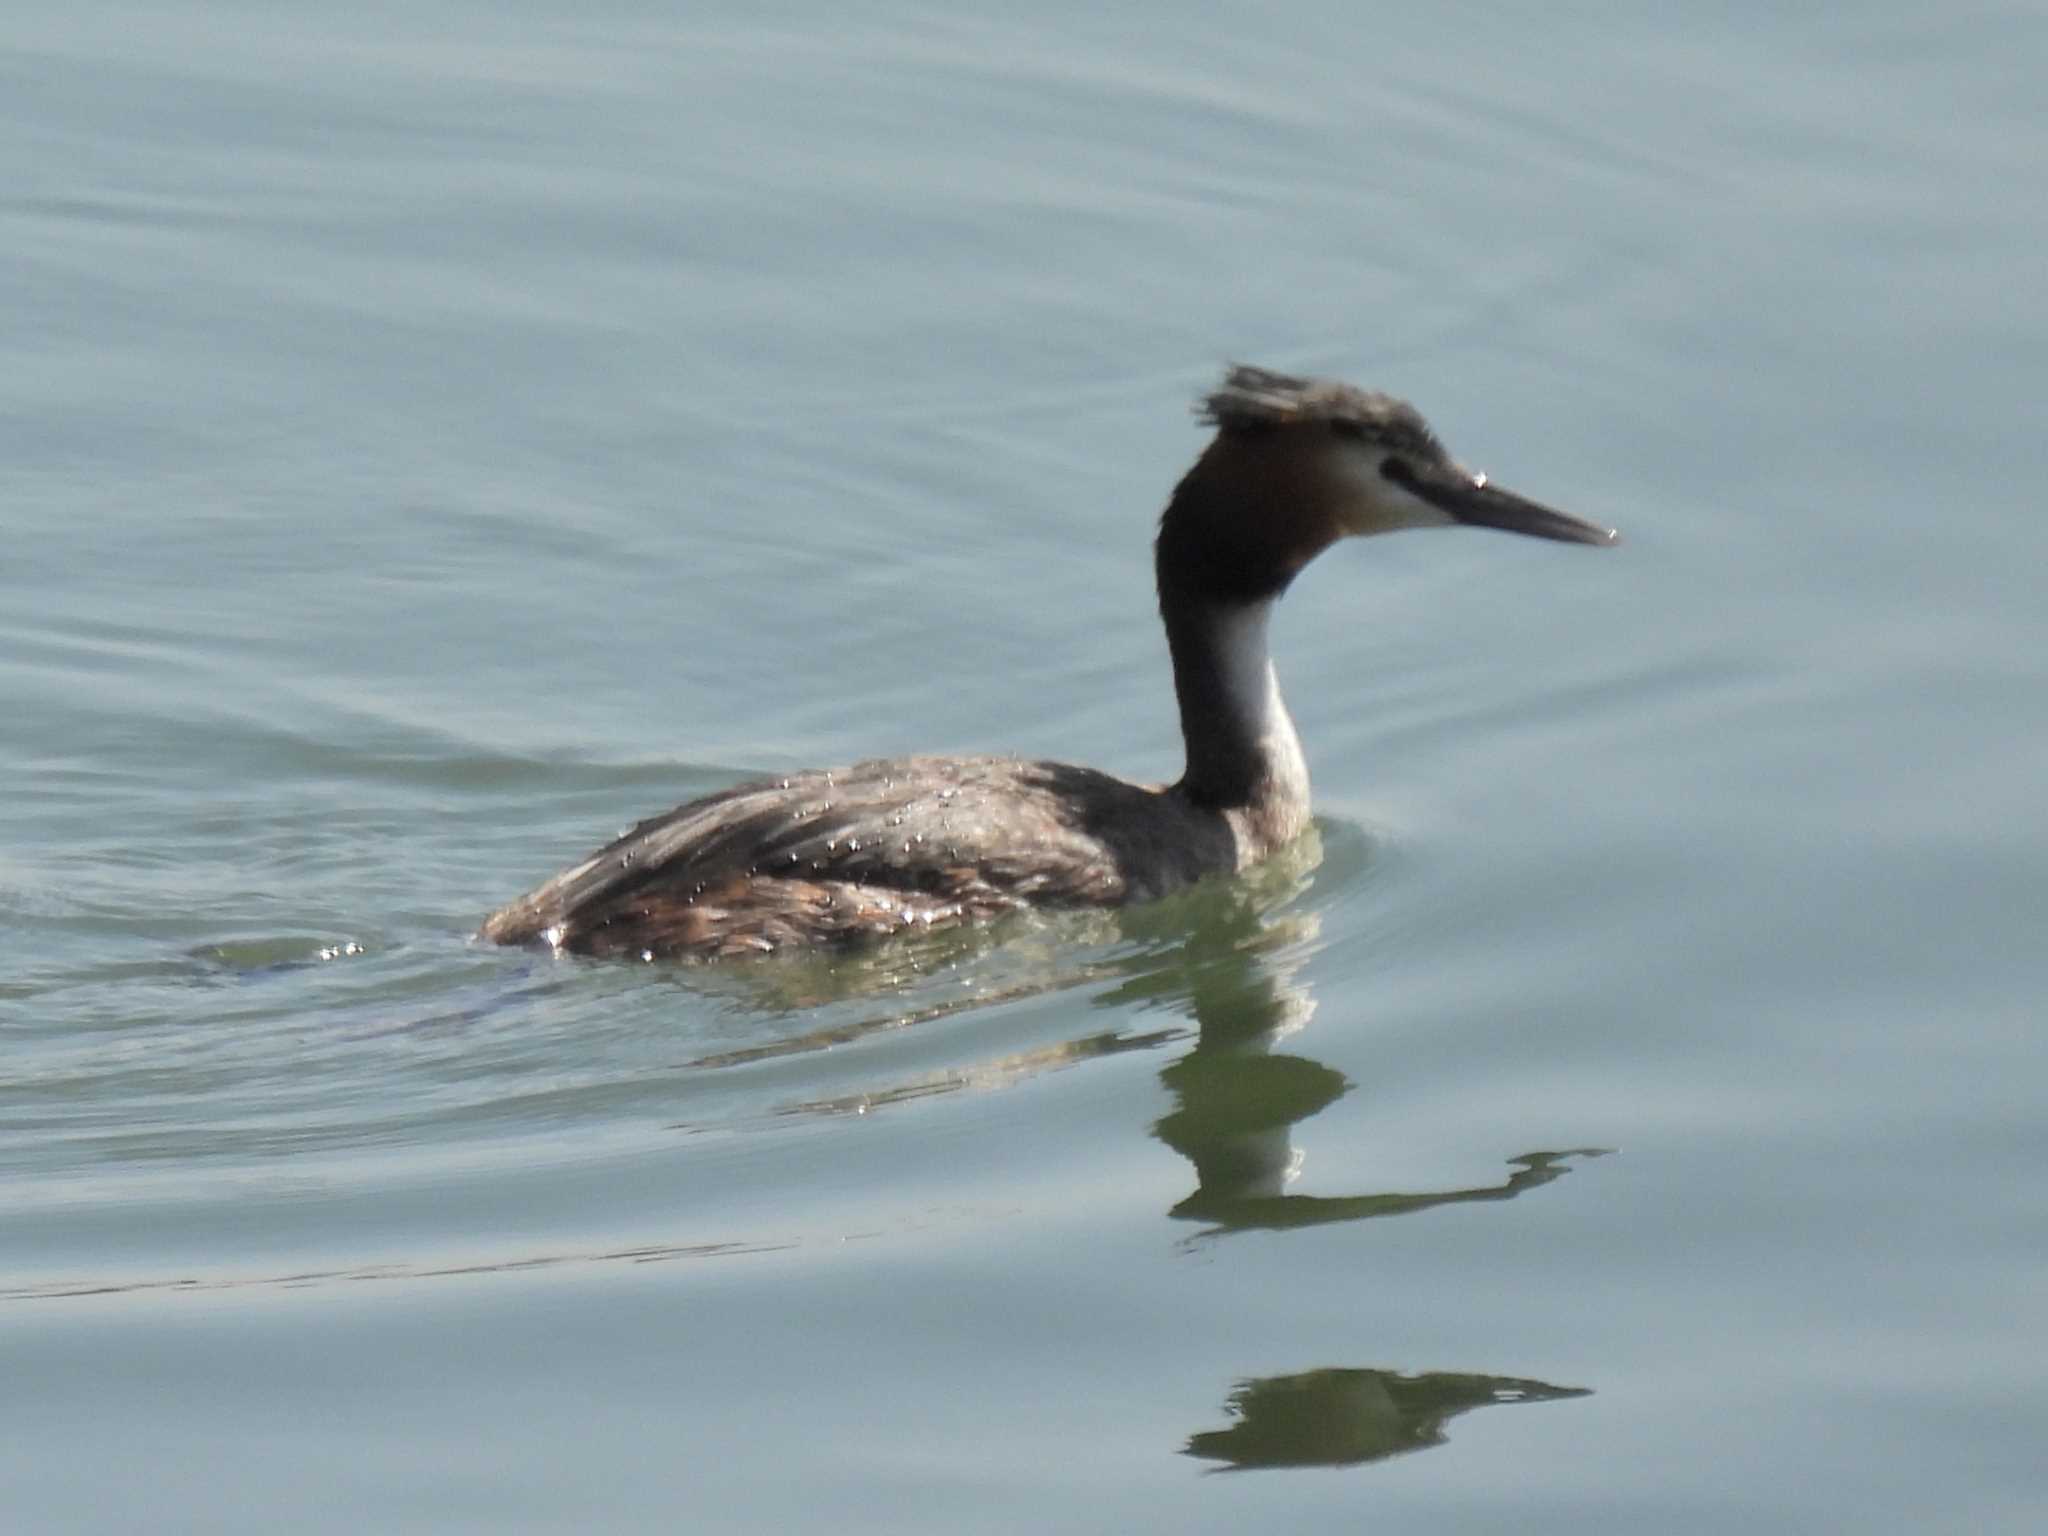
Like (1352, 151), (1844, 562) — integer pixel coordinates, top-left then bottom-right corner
(1154, 434), (1334, 811)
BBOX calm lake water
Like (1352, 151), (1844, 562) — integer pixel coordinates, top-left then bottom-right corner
(5, 4), (2045, 1531)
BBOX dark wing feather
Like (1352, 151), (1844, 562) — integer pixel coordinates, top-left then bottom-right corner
(481, 755), (1237, 957)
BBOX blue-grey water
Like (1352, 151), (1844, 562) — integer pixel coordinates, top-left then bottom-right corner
(5, 4), (2045, 1531)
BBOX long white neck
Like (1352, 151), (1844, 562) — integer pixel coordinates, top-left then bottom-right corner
(1162, 596), (1311, 839)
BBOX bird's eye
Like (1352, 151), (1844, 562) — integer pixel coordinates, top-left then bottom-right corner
(1379, 455), (1415, 486)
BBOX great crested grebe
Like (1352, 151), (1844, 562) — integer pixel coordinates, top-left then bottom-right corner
(482, 365), (1616, 960)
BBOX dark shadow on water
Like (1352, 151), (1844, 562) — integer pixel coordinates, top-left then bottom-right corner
(1185, 1366), (1589, 1472)
(714, 817), (1604, 1470)
(1145, 926), (1608, 1236)
(1130, 836), (1600, 1468)
(1112, 826), (1609, 1239)
(725, 820), (1609, 1237)
(724, 823), (1613, 1236)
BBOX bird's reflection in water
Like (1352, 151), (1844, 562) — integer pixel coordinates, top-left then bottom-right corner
(688, 821), (1599, 1470)
(1097, 828), (1609, 1236)
(1185, 1366), (1589, 1472)
(719, 822), (1606, 1232)
(1152, 991), (1605, 1236)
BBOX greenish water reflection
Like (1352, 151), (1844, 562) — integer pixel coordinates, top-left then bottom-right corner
(1186, 1367), (1590, 1472)
(1147, 920), (1606, 1236)
(1113, 830), (1607, 1237)
(742, 824), (1605, 1240)
(733, 824), (1598, 1470)
(1136, 838), (1597, 1471)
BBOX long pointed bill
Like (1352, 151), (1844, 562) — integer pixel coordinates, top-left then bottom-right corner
(1390, 459), (1619, 546)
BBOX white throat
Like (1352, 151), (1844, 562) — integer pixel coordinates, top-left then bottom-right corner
(1208, 600), (1309, 799)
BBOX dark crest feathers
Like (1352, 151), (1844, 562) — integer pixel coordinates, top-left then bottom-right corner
(1197, 364), (1446, 461)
